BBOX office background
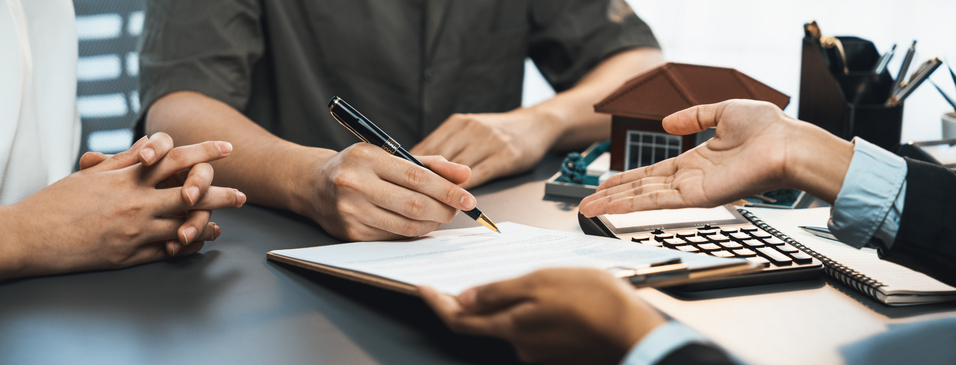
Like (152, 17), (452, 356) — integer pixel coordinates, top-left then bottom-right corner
(74, 0), (956, 156)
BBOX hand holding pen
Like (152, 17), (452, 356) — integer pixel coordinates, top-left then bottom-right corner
(296, 97), (490, 241)
(329, 97), (500, 234)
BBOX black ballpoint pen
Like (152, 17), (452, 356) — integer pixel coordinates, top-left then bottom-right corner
(798, 226), (839, 241)
(893, 40), (917, 93)
(328, 96), (500, 233)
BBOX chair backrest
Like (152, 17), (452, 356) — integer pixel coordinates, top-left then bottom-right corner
(74, 0), (146, 158)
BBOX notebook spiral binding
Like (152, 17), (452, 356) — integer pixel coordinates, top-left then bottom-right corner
(737, 208), (886, 299)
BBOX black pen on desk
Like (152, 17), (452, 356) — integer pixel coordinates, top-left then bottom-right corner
(798, 226), (839, 242)
(893, 40), (918, 93)
(887, 57), (942, 106)
(873, 44), (896, 74)
(328, 96), (501, 233)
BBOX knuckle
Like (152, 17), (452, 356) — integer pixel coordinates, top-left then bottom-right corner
(404, 195), (427, 219)
(440, 187), (458, 207)
(342, 225), (364, 241)
(120, 225), (143, 242)
(405, 166), (429, 189)
(331, 171), (357, 190)
(399, 220), (428, 237)
(349, 143), (373, 159)
(335, 201), (356, 217)
(165, 148), (188, 165)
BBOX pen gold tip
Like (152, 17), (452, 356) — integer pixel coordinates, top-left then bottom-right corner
(475, 213), (500, 233)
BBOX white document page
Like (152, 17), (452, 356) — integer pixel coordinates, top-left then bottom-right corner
(270, 222), (743, 295)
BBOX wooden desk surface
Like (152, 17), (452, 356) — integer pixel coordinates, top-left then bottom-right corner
(2, 153), (955, 365)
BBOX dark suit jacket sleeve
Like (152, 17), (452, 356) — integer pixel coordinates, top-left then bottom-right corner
(656, 343), (737, 365)
(880, 158), (956, 287)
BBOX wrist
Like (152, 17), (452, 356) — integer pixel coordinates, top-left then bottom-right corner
(0, 204), (28, 280)
(287, 146), (338, 220)
(516, 104), (567, 151)
(784, 121), (854, 204)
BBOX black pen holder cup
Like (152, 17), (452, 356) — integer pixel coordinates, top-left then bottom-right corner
(798, 36), (904, 151)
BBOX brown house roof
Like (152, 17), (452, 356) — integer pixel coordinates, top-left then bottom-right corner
(594, 62), (790, 119)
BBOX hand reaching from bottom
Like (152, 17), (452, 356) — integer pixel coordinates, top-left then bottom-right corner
(419, 268), (666, 365)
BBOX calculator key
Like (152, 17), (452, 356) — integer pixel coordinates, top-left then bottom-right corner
(733, 248), (757, 257)
(676, 230), (698, 237)
(778, 244), (799, 253)
(720, 228), (739, 235)
(697, 229), (719, 235)
(697, 243), (722, 251)
(739, 226), (757, 232)
(742, 239), (765, 248)
(654, 233), (674, 241)
(642, 240), (663, 248)
(763, 237), (785, 245)
(730, 232), (751, 241)
(676, 245), (700, 253)
(686, 236), (709, 244)
(747, 256), (770, 268)
(790, 251), (813, 263)
(664, 238), (687, 246)
(757, 247), (792, 265)
(707, 234), (730, 242)
(719, 240), (743, 249)
(630, 235), (651, 242)
(751, 230), (772, 239)
(651, 229), (665, 235)
(711, 250), (735, 258)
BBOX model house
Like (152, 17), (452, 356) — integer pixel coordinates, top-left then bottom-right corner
(594, 62), (790, 171)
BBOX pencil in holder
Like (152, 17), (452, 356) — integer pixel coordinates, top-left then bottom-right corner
(798, 36), (904, 151)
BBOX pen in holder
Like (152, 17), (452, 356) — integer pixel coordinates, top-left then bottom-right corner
(798, 36), (904, 151)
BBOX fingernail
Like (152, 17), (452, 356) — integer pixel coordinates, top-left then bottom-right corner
(185, 186), (200, 205)
(168, 241), (181, 256)
(141, 147), (156, 164)
(235, 190), (246, 206)
(183, 226), (198, 244)
(217, 141), (233, 154)
(460, 195), (476, 210)
(213, 223), (221, 239)
(131, 136), (148, 149)
(458, 288), (477, 308)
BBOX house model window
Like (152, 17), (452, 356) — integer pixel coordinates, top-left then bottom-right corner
(626, 130), (681, 170)
(594, 63), (791, 171)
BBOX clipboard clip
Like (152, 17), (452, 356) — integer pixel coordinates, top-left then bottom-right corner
(605, 258), (690, 286)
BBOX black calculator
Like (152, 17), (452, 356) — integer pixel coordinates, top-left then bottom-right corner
(579, 205), (823, 290)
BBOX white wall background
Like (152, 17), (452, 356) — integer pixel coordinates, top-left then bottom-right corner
(522, 0), (956, 143)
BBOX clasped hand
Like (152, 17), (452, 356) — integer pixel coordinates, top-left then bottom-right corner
(4, 133), (245, 279)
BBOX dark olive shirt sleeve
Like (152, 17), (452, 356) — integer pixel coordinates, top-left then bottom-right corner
(137, 0), (264, 126)
(880, 158), (956, 287)
(528, 0), (660, 92)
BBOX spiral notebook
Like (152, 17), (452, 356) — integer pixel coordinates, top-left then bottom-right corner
(743, 207), (956, 306)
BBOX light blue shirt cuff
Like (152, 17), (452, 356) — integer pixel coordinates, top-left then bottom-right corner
(828, 138), (907, 249)
(619, 321), (710, 365)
